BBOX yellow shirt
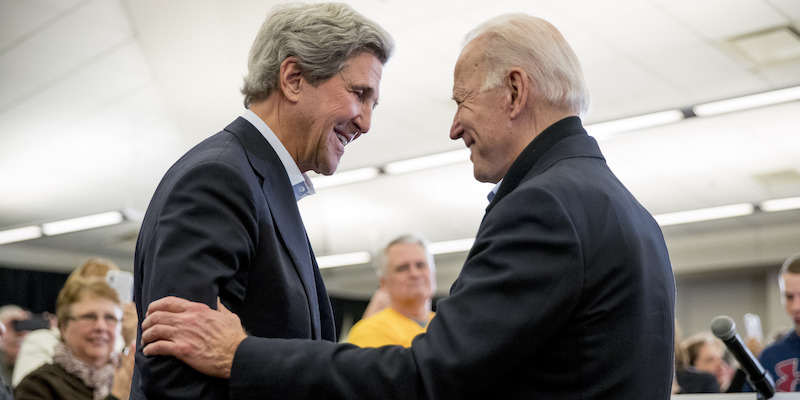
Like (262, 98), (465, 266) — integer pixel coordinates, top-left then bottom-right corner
(346, 307), (435, 348)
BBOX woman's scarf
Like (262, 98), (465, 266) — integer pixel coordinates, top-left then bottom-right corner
(52, 342), (119, 400)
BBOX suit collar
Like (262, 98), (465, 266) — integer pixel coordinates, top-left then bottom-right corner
(224, 117), (282, 180)
(486, 116), (595, 212)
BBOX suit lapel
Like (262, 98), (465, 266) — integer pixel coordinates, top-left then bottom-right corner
(225, 117), (322, 339)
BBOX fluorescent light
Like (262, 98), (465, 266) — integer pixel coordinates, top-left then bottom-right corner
(654, 203), (755, 226)
(312, 167), (381, 189)
(760, 196), (800, 212)
(41, 211), (125, 236)
(316, 251), (372, 269)
(315, 238), (476, 269)
(586, 110), (684, 139)
(429, 238), (474, 255)
(0, 226), (43, 245)
(693, 86), (800, 117)
(384, 149), (470, 175)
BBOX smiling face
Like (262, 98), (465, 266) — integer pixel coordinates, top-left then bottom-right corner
(61, 293), (120, 368)
(294, 52), (384, 175)
(450, 40), (518, 184)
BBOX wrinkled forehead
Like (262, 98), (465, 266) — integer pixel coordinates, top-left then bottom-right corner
(455, 41), (484, 75)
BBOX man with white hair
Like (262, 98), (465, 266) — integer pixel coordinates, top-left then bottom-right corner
(347, 234), (437, 348)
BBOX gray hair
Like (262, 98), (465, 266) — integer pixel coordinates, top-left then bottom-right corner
(241, 2), (394, 108)
(463, 14), (590, 117)
(375, 234), (435, 278)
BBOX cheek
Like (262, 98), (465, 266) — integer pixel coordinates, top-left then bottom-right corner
(62, 327), (80, 347)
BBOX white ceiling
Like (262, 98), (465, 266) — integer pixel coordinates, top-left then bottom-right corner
(1, 0), (799, 298)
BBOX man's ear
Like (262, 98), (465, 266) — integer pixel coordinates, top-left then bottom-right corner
(507, 68), (529, 119)
(279, 56), (303, 102)
(379, 276), (387, 289)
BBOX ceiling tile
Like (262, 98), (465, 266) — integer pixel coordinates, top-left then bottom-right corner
(0, 0), (58, 49)
(667, 0), (788, 40)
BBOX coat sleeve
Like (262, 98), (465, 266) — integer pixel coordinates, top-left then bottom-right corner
(228, 186), (584, 400)
(136, 160), (259, 399)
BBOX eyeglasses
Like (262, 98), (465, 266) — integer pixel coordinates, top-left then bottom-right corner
(67, 313), (120, 325)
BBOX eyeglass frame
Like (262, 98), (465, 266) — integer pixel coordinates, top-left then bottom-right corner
(66, 312), (121, 326)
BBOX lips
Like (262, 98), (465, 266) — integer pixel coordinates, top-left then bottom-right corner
(86, 335), (110, 346)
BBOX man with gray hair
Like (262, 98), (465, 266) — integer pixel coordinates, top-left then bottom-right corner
(139, 12), (674, 399)
(757, 252), (800, 392)
(132, 3), (393, 398)
(347, 234), (437, 348)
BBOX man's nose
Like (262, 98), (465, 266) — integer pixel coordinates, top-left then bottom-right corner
(450, 116), (463, 141)
(353, 105), (373, 138)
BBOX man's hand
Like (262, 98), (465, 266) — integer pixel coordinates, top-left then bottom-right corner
(141, 297), (247, 379)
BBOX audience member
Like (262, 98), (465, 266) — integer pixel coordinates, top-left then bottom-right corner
(131, 3), (393, 399)
(139, 12), (676, 399)
(674, 321), (719, 393)
(347, 234), (436, 347)
(0, 304), (30, 386)
(758, 251), (800, 392)
(0, 320), (13, 400)
(12, 257), (136, 387)
(14, 278), (134, 400)
(683, 331), (736, 391)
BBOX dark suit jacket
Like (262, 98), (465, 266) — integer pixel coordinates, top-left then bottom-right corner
(131, 117), (335, 399)
(230, 117), (676, 399)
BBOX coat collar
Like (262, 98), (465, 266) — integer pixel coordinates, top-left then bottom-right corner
(486, 116), (598, 213)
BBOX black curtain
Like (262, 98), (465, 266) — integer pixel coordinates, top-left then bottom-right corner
(1, 267), (440, 337)
(0, 267), (69, 314)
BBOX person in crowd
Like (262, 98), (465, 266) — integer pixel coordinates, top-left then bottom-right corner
(347, 234), (436, 348)
(132, 3), (393, 399)
(0, 320), (14, 400)
(14, 278), (134, 400)
(683, 331), (737, 392)
(138, 12), (675, 399)
(757, 251), (800, 392)
(674, 321), (719, 393)
(12, 257), (136, 387)
(0, 304), (30, 386)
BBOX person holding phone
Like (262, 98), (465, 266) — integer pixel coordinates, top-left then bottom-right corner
(0, 320), (14, 400)
(12, 257), (136, 387)
(14, 278), (134, 400)
(0, 304), (30, 387)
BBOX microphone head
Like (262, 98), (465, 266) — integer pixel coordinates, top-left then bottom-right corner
(711, 315), (736, 341)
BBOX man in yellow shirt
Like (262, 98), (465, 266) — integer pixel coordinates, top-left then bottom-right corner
(347, 235), (436, 348)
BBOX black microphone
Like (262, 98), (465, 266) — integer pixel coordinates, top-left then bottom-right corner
(711, 315), (775, 399)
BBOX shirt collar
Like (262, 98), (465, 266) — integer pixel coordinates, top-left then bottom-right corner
(242, 109), (315, 201)
(488, 179), (503, 203)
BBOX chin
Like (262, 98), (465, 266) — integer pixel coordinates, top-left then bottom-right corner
(316, 160), (341, 176)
